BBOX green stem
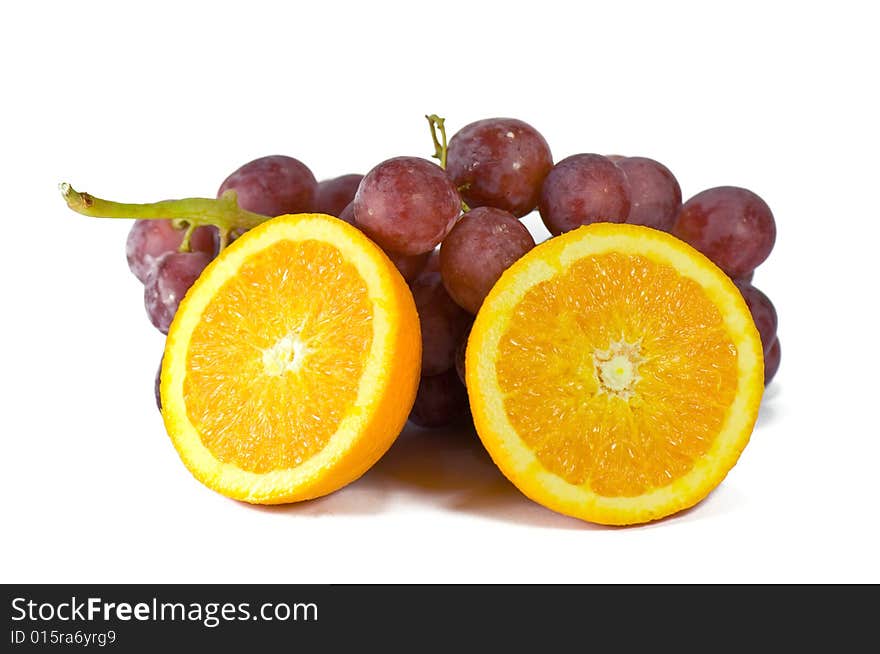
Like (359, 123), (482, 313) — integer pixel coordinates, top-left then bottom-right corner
(218, 229), (230, 251)
(426, 115), (470, 213)
(179, 223), (196, 253)
(59, 183), (267, 235)
(425, 114), (448, 169)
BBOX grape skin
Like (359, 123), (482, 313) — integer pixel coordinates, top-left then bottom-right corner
(338, 202), (429, 281)
(734, 281), (780, 385)
(337, 202), (356, 225)
(353, 156), (461, 255)
(454, 325), (470, 387)
(126, 219), (215, 283)
(217, 155), (317, 217)
(538, 154), (631, 235)
(446, 117), (553, 217)
(423, 249), (440, 274)
(314, 174), (363, 217)
(614, 156), (682, 232)
(672, 186), (776, 278)
(386, 249), (431, 283)
(410, 271), (473, 376)
(144, 251), (212, 334)
(408, 369), (470, 428)
(733, 270), (754, 284)
(155, 357), (163, 411)
(439, 207), (535, 314)
(735, 282), (778, 352)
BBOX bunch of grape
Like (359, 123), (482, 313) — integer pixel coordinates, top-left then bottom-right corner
(126, 155), (326, 407)
(540, 153), (780, 382)
(111, 113), (781, 419)
(349, 116), (780, 425)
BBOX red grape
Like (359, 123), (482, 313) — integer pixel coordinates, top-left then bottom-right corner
(410, 270), (472, 376)
(144, 251), (212, 334)
(764, 338), (781, 385)
(337, 201), (356, 225)
(455, 326), (470, 387)
(386, 249), (431, 283)
(734, 281), (780, 385)
(353, 156), (461, 255)
(439, 207), (535, 314)
(423, 249), (440, 274)
(155, 357), (163, 411)
(733, 270), (754, 285)
(538, 154), (631, 235)
(217, 155), (317, 217)
(446, 117), (553, 217)
(187, 226), (216, 254)
(126, 219), (215, 283)
(337, 202), (428, 281)
(735, 282), (778, 351)
(408, 369), (470, 428)
(614, 156), (682, 231)
(314, 174), (363, 216)
(672, 186), (776, 278)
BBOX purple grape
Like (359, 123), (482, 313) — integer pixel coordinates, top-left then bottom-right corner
(386, 249), (431, 283)
(410, 270), (472, 376)
(126, 219), (215, 283)
(735, 282), (778, 351)
(423, 249), (440, 274)
(614, 156), (682, 232)
(439, 207), (535, 314)
(538, 154), (631, 235)
(764, 338), (781, 385)
(337, 202), (429, 281)
(672, 186), (776, 278)
(353, 156), (461, 255)
(338, 201), (356, 225)
(408, 369), (470, 428)
(217, 155), (317, 217)
(314, 174), (363, 217)
(455, 325), (470, 387)
(733, 270), (755, 285)
(144, 251), (212, 334)
(446, 117), (553, 217)
(155, 357), (163, 411)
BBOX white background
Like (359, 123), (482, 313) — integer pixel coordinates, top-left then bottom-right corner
(2, 1), (878, 583)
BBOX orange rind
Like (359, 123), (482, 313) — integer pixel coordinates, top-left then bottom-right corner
(466, 223), (763, 525)
(160, 213), (421, 503)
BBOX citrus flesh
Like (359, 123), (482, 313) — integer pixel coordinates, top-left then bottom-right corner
(466, 223), (763, 525)
(161, 213), (421, 504)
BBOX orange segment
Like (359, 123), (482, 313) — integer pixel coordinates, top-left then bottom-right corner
(184, 240), (373, 473)
(466, 223), (763, 525)
(161, 213), (421, 504)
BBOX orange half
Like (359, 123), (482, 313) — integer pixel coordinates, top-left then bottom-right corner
(466, 223), (763, 525)
(160, 213), (421, 503)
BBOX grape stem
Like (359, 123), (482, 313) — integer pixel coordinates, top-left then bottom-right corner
(59, 183), (267, 250)
(425, 114), (448, 169)
(426, 115), (469, 213)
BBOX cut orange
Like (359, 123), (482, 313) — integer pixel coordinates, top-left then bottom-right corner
(160, 213), (421, 504)
(466, 223), (764, 525)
